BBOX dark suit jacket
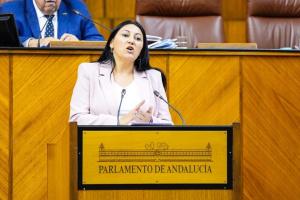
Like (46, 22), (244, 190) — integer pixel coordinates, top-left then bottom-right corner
(0, 0), (104, 43)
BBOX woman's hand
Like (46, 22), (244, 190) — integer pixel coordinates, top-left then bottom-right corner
(119, 100), (153, 125)
(133, 106), (153, 123)
(119, 100), (145, 125)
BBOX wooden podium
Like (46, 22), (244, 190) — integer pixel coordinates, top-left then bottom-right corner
(70, 123), (241, 200)
(1, 49), (299, 199)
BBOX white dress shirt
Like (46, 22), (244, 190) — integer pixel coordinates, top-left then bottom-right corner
(23, 0), (58, 47)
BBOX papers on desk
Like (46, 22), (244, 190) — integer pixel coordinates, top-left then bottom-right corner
(146, 35), (162, 42)
(148, 39), (177, 49)
(147, 34), (178, 49)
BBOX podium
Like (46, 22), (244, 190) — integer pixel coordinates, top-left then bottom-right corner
(2, 49), (297, 199)
(70, 123), (241, 200)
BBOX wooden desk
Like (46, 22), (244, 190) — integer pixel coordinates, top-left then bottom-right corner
(0, 48), (299, 200)
(49, 40), (106, 49)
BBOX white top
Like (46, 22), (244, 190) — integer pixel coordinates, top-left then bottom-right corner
(111, 77), (143, 117)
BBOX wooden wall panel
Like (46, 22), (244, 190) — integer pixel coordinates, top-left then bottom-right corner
(47, 130), (70, 200)
(242, 57), (300, 200)
(85, 0), (104, 19)
(106, 0), (136, 19)
(149, 55), (168, 95)
(222, 0), (246, 20)
(169, 55), (240, 125)
(149, 55), (167, 75)
(78, 190), (232, 200)
(0, 55), (10, 200)
(224, 20), (246, 43)
(222, 0), (247, 42)
(12, 54), (90, 200)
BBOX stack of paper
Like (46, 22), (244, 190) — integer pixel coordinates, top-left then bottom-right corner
(146, 35), (162, 42)
(148, 39), (177, 49)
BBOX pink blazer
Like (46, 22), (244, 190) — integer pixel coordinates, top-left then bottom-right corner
(69, 62), (173, 125)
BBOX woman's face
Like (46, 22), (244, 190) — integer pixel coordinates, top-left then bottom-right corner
(110, 24), (144, 64)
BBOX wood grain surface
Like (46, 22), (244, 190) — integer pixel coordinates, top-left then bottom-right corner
(169, 55), (240, 125)
(0, 55), (10, 200)
(1, 50), (300, 199)
(242, 56), (300, 200)
(11, 54), (90, 200)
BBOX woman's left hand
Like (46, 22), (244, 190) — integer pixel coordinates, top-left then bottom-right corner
(133, 107), (153, 123)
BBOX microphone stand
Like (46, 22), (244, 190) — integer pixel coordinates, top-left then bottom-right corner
(71, 9), (111, 32)
(117, 89), (126, 125)
(153, 90), (186, 125)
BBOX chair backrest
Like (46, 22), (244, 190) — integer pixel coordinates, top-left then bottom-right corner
(136, 0), (224, 48)
(248, 0), (300, 49)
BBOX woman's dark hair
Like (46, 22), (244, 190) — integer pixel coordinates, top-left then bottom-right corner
(98, 20), (167, 87)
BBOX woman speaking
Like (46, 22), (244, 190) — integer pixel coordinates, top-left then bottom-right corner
(69, 20), (173, 125)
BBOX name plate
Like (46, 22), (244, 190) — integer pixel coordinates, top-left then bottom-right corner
(78, 126), (232, 189)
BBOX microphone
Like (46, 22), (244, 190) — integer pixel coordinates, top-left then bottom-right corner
(117, 89), (126, 125)
(153, 90), (186, 125)
(71, 9), (111, 32)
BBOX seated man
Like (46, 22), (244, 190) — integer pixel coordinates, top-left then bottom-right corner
(0, 0), (104, 47)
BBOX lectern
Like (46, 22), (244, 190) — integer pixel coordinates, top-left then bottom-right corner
(70, 123), (241, 200)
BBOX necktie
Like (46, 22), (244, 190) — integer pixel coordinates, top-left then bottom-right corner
(44, 15), (54, 38)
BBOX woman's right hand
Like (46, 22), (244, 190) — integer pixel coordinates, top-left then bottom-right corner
(119, 100), (145, 125)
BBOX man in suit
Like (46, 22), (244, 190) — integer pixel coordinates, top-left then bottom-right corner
(0, 0), (104, 47)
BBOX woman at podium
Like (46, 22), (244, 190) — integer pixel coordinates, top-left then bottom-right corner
(69, 20), (173, 125)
